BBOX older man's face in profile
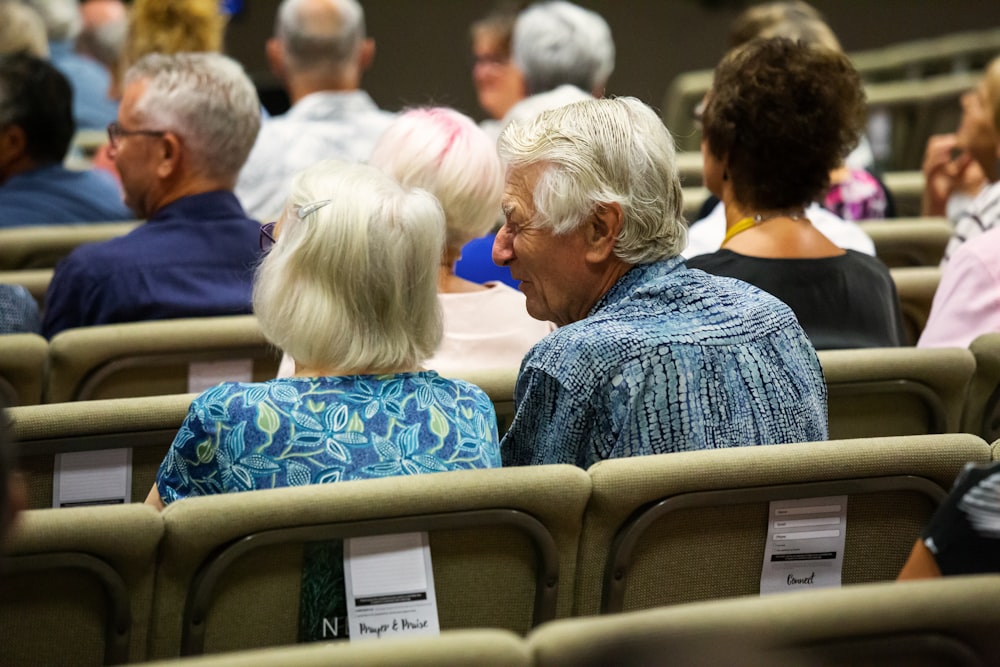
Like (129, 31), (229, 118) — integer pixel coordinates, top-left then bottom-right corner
(493, 165), (597, 327)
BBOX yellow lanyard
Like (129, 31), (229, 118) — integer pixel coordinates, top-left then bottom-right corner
(721, 216), (759, 246)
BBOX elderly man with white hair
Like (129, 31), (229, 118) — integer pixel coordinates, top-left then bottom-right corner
(493, 97), (828, 468)
(235, 0), (394, 221)
(492, 0), (614, 136)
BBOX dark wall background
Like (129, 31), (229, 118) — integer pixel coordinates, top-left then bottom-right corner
(225, 1), (1000, 120)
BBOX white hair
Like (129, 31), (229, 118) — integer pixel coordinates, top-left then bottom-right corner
(125, 52), (261, 182)
(275, 0), (365, 74)
(498, 97), (686, 264)
(23, 0), (81, 41)
(0, 3), (49, 58)
(512, 1), (614, 95)
(254, 160), (445, 373)
(370, 107), (503, 253)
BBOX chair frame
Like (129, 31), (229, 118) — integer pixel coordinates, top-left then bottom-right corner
(600, 474), (947, 614)
(827, 379), (948, 434)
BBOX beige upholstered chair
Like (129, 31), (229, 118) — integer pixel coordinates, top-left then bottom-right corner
(44, 316), (281, 403)
(140, 630), (530, 667)
(818, 346), (974, 439)
(0, 269), (53, 309)
(0, 221), (140, 270)
(660, 69), (713, 153)
(858, 217), (952, 268)
(8, 393), (195, 510)
(890, 266), (941, 346)
(148, 464), (591, 659)
(534, 576), (1000, 666)
(573, 434), (989, 616)
(0, 504), (163, 665)
(964, 333), (1000, 442)
(0, 333), (47, 406)
(440, 367), (518, 436)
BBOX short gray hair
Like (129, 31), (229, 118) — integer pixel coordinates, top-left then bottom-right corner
(125, 52), (261, 182)
(275, 0), (365, 74)
(23, 0), (81, 41)
(498, 97), (686, 264)
(512, 1), (614, 95)
(254, 160), (445, 373)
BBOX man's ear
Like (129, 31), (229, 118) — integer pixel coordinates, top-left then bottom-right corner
(584, 202), (623, 263)
(266, 37), (285, 80)
(155, 132), (183, 179)
(358, 38), (375, 72)
(0, 125), (27, 163)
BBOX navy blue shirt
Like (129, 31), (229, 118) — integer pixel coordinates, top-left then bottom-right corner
(0, 164), (132, 227)
(42, 191), (261, 338)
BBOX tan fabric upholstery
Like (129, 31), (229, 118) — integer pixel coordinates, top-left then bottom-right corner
(0, 221), (140, 270)
(534, 576), (1000, 666)
(140, 629), (530, 667)
(440, 367), (518, 436)
(964, 333), (1000, 442)
(858, 218), (952, 268)
(890, 266), (941, 346)
(573, 434), (989, 616)
(0, 333), (47, 406)
(8, 394), (195, 509)
(149, 465), (591, 659)
(44, 316), (281, 403)
(0, 269), (53, 309)
(818, 346), (974, 439)
(0, 504), (164, 665)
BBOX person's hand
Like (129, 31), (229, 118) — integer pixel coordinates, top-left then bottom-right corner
(921, 134), (985, 216)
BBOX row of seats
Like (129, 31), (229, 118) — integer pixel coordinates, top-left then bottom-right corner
(1, 432), (991, 664)
(134, 575), (1000, 667)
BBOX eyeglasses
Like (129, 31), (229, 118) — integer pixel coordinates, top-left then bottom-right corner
(472, 53), (511, 68)
(106, 121), (166, 149)
(259, 199), (333, 253)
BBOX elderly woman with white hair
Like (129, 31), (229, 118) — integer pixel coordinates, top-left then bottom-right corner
(493, 97), (827, 469)
(370, 107), (553, 374)
(146, 161), (500, 509)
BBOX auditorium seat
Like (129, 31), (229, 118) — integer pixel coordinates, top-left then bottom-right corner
(890, 266), (941, 346)
(818, 346), (973, 439)
(8, 393), (195, 510)
(0, 221), (140, 270)
(44, 316), (282, 403)
(0, 503), (163, 665)
(963, 333), (1000, 442)
(147, 465), (590, 658)
(573, 434), (988, 616)
(0, 333), (47, 406)
(0, 269), (53, 309)
(858, 217), (951, 268)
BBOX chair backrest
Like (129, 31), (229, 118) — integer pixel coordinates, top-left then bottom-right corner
(0, 503), (164, 665)
(573, 433), (989, 617)
(0, 269), (53, 309)
(0, 333), (47, 406)
(140, 630), (530, 667)
(818, 346), (974, 439)
(148, 465), (591, 659)
(881, 170), (925, 217)
(44, 316), (281, 403)
(890, 266), (942, 346)
(0, 222), (140, 270)
(851, 26), (1000, 81)
(440, 367), (518, 436)
(8, 393), (195, 509)
(964, 333), (1000, 442)
(858, 217), (951, 268)
(660, 68), (714, 153)
(535, 576), (1000, 667)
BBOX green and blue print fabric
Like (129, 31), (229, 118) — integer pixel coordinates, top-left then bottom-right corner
(156, 371), (500, 504)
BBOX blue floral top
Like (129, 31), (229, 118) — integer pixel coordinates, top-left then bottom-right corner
(156, 372), (500, 505)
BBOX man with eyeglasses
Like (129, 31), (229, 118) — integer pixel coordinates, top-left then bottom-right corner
(41, 52), (262, 338)
(0, 54), (130, 227)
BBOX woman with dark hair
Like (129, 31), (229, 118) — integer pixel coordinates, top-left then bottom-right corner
(687, 38), (904, 350)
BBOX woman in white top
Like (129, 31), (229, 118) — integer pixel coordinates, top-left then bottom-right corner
(370, 107), (553, 374)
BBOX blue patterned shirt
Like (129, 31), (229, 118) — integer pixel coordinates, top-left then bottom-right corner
(157, 372), (500, 505)
(500, 258), (828, 468)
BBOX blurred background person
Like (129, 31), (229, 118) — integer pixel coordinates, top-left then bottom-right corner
(25, 0), (118, 129)
(76, 0), (127, 79)
(0, 1), (49, 58)
(236, 0), (394, 222)
(687, 39), (904, 350)
(148, 160), (500, 509)
(0, 285), (41, 335)
(0, 53), (130, 226)
(470, 2), (525, 136)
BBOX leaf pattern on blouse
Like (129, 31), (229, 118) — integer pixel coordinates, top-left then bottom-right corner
(156, 372), (500, 505)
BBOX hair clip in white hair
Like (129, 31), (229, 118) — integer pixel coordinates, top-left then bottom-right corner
(297, 199), (333, 219)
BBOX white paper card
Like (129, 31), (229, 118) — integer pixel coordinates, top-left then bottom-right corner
(344, 532), (440, 641)
(187, 359), (254, 394)
(53, 448), (132, 507)
(760, 495), (847, 595)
